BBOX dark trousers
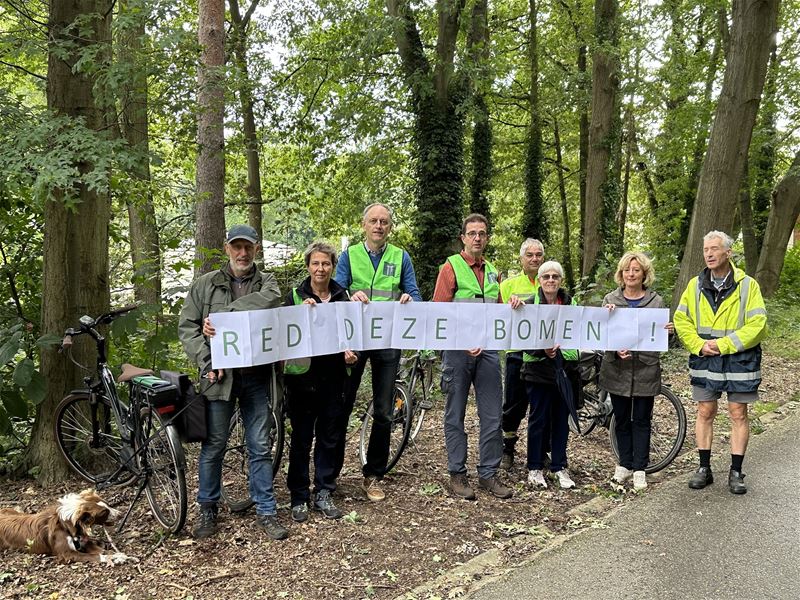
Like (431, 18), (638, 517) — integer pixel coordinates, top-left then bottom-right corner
(335, 348), (401, 479)
(286, 374), (347, 506)
(502, 353), (528, 453)
(526, 383), (569, 471)
(610, 393), (654, 471)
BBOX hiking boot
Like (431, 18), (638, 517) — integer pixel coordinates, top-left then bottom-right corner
(632, 470), (647, 491)
(313, 490), (343, 519)
(363, 477), (386, 502)
(500, 452), (514, 471)
(527, 469), (547, 488)
(291, 503), (309, 523)
(449, 473), (476, 501)
(192, 506), (218, 539)
(478, 476), (513, 499)
(612, 465), (633, 484)
(555, 469), (576, 489)
(255, 514), (288, 540)
(688, 466), (714, 489)
(728, 470), (747, 495)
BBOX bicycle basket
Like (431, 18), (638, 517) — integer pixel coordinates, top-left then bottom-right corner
(131, 375), (179, 416)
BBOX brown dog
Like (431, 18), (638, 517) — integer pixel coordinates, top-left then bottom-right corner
(0, 489), (132, 564)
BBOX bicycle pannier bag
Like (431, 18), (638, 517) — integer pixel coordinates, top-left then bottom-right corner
(160, 370), (207, 443)
(131, 375), (179, 416)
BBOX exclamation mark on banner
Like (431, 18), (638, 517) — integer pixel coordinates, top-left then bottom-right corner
(651, 322), (656, 342)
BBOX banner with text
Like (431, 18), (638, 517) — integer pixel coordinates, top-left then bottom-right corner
(209, 303), (670, 369)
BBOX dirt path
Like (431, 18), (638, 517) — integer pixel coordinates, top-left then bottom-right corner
(1, 351), (798, 600)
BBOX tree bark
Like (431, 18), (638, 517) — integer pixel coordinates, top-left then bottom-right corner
(674, 0), (780, 305)
(467, 0), (492, 220)
(32, 0), (113, 483)
(230, 0), (265, 259)
(755, 150), (800, 296)
(553, 116), (575, 290)
(195, 0), (226, 275)
(120, 0), (161, 306)
(582, 0), (620, 277)
(522, 0), (546, 243)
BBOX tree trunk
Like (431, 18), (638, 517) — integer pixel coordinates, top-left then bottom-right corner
(674, 0), (780, 305)
(230, 0), (265, 260)
(755, 150), (800, 296)
(522, 0), (547, 243)
(582, 0), (620, 277)
(196, 0), (226, 275)
(31, 0), (113, 483)
(467, 0), (491, 220)
(553, 116), (575, 290)
(739, 158), (759, 271)
(120, 0), (161, 306)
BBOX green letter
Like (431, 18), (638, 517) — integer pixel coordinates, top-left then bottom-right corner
(261, 327), (273, 353)
(562, 320), (574, 340)
(402, 317), (417, 340)
(517, 319), (532, 340)
(223, 331), (240, 356)
(435, 318), (448, 340)
(494, 320), (507, 340)
(370, 317), (384, 339)
(539, 319), (555, 340)
(344, 318), (354, 340)
(287, 324), (302, 348)
(586, 320), (601, 342)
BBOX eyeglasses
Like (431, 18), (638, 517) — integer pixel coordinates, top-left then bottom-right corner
(540, 274), (561, 281)
(366, 218), (390, 227)
(464, 231), (488, 239)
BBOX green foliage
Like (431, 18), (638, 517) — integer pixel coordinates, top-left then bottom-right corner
(773, 245), (800, 304)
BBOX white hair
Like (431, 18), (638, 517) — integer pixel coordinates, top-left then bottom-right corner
(703, 230), (734, 249)
(520, 238), (544, 257)
(538, 260), (564, 279)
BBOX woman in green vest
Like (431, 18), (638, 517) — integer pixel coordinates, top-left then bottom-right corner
(283, 241), (358, 523)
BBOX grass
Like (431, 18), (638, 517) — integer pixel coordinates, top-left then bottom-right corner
(762, 297), (800, 359)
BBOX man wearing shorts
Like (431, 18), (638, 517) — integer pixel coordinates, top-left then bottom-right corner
(674, 230), (767, 494)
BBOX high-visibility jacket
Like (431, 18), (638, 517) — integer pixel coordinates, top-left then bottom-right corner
(349, 243), (403, 301)
(446, 254), (500, 303)
(499, 272), (538, 304)
(674, 265), (767, 393)
(522, 287), (579, 364)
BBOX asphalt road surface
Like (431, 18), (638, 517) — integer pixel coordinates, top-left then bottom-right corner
(470, 409), (800, 600)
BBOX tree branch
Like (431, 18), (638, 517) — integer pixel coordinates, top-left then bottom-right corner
(0, 59), (46, 81)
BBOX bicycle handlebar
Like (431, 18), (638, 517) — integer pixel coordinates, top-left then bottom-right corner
(60, 305), (140, 349)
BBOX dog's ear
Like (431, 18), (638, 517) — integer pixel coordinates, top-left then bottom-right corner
(80, 506), (110, 526)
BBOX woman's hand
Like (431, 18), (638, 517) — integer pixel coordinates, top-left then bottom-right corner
(617, 349), (632, 360)
(664, 322), (674, 334)
(303, 298), (317, 306)
(344, 350), (358, 365)
(604, 303), (616, 312)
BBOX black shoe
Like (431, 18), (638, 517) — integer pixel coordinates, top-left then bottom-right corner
(192, 506), (218, 539)
(291, 503), (309, 523)
(688, 466), (714, 489)
(500, 453), (514, 471)
(313, 490), (343, 519)
(256, 514), (288, 540)
(728, 470), (747, 495)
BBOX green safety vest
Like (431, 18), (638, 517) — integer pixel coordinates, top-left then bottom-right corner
(349, 243), (403, 301)
(446, 254), (500, 303)
(499, 273), (538, 304)
(284, 288), (311, 375)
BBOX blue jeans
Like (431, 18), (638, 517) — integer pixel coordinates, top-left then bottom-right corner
(197, 371), (277, 516)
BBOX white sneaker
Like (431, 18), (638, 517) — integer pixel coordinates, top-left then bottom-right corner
(556, 469), (576, 489)
(632, 470), (647, 490)
(527, 469), (547, 488)
(612, 465), (633, 484)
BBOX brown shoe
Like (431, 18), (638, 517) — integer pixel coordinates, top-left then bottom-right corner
(363, 477), (386, 502)
(449, 473), (476, 501)
(479, 475), (513, 499)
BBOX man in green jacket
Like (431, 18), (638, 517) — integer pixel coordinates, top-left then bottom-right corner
(178, 225), (287, 540)
(674, 230), (768, 494)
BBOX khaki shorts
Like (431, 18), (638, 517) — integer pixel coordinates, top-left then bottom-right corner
(692, 386), (758, 404)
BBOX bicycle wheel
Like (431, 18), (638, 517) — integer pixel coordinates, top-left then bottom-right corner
(608, 386), (687, 474)
(567, 384), (605, 436)
(270, 395), (285, 476)
(221, 409), (254, 513)
(358, 382), (413, 473)
(408, 368), (428, 441)
(54, 392), (135, 485)
(139, 409), (187, 533)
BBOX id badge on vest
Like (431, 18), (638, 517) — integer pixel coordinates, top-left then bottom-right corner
(383, 262), (397, 277)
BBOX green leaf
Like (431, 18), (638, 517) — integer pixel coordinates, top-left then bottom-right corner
(1, 388), (27, 419)
(0, 405), (10, 435)
(36, 333), (63, 348)
(12, 358), (34, 387)
(23, 370), (46, 406)
(0, 332), (23, 364)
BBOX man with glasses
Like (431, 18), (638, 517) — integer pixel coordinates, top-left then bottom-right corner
(333, 203), (422, 502)
(432, 213), (513, 501)
(499, 238), (544, 469)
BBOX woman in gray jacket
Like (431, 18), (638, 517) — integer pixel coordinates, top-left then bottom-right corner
(599, 252), (673, 491)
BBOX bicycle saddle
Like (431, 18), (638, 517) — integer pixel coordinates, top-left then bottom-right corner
(118, 363), (154, 383)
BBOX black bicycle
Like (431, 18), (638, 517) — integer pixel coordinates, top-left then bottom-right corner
(570, 351), (687, 474)
(53, 306), (187, 533)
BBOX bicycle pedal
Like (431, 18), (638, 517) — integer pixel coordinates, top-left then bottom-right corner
(419, 399), (434, 410)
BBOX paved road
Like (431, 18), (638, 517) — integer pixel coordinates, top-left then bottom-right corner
(470, 410), (800, 600)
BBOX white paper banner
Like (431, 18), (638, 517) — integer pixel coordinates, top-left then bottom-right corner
(209, 302), (670, 368)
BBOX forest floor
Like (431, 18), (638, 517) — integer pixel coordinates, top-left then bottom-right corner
(1, 350), (799, 600)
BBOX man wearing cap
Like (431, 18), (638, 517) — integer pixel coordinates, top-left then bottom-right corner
(179, 224), (287, 540)
(333, 203), (422, 502)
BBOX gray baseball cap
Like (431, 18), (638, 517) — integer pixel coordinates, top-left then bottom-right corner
(226, 224), (259, 244)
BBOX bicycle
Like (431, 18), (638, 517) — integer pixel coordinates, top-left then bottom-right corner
(220, 369), (285, 513)
(570, 351), (687, 474)
(53, 306), (188, 533)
